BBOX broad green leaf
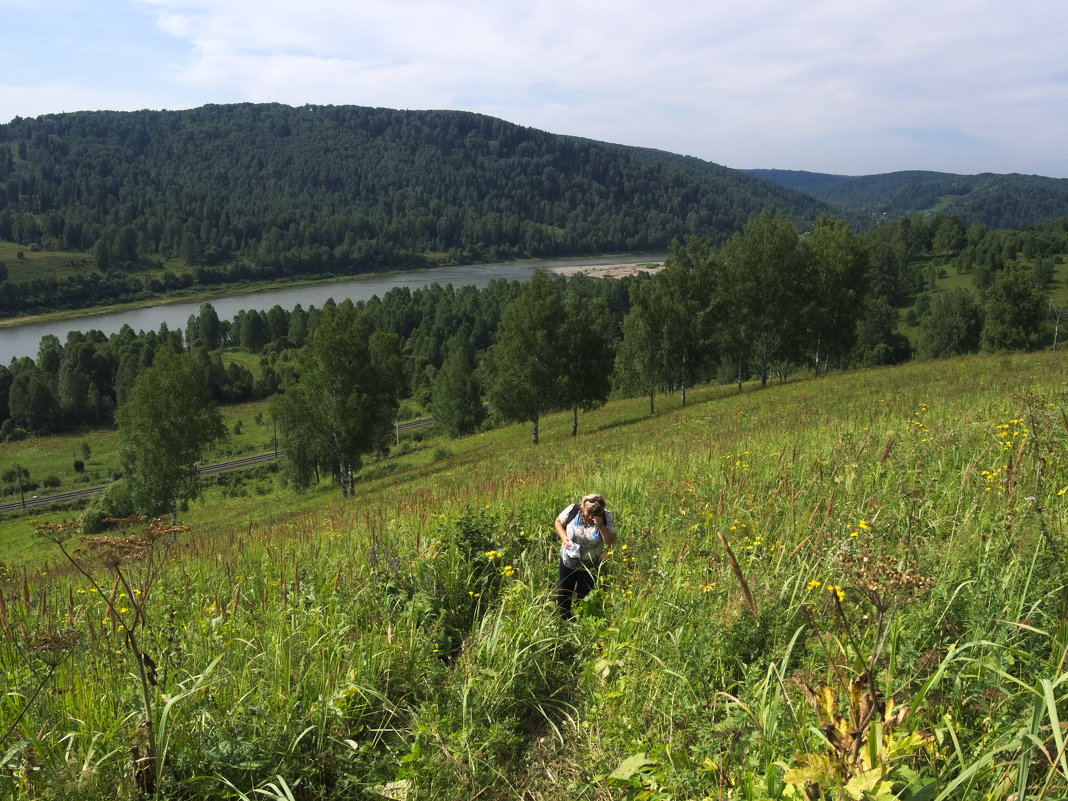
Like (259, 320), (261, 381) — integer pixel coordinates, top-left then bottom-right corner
(609, 752), (655, 781)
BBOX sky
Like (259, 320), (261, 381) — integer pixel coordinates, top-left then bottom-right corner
(3, 0), (1068, 178)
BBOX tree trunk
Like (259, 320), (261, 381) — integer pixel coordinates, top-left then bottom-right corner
(680, 354), (688, 406)
(572, 405), (578, 436)
(531, 415), (539, 445)
(648, 390), (655, 416)
(760, 335), (769, 388)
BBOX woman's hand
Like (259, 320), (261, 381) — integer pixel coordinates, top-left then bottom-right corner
(554, 517), (569, 545)
(594, 514), (616, 546)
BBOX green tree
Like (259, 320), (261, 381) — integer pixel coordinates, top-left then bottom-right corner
(720, 211), (804, 386)
(800, 215), (869, 376)
(194, 302), (222, 350)
(265, 304), (289, 345)
(481, 270), (566, 444)
(115, 347), (226, 518)
(289, 305), (309, 347)
(37, 334), (63, 377)
(92, 239), (110, 270)
(112, 224), (139, 262)
(656, 238), (718, 402)
(919, 288), (982, 358)
(269, 382), (323, 491)
(57, 342), (93, 424)
(270, 302), (402, 494)
(8, 368), (58, 433)
(559, 290), (614, 435)
(238, 311), (268, 353)
(849, 298), (912, 367)
(980, 264), (1047, 352)
(931, 215), (965, 256)
(432, 346), (485, 438)
(614, 290), (667, 415)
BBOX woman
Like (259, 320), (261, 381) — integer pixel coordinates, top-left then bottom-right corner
(555, 493), (617, 618)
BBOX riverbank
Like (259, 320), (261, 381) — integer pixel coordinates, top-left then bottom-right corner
(0, 255), (664, 331)
(0, 255), (667, 362)
(543, 260), (663, 279)
(0, 271), (406, 330)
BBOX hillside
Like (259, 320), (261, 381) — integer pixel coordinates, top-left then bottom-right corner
(743, 168), (852, 195)
(4, 351), (1067, 798)
(0, 104), (826, 305)
(749, 167), (1068, 229)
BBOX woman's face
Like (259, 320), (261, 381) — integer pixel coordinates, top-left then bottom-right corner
(581, 502), (602, 523)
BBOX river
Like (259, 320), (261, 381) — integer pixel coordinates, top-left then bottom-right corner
(0, 255), (661, 363)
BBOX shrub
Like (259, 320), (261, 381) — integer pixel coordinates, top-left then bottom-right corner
(81, 478), (135, 534)
(1, 466), (29, 483)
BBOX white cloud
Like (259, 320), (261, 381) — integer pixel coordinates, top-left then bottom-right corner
(3, 0), (1068, 175)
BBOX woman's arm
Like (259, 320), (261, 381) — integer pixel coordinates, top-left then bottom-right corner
(555, 517), (570, 545)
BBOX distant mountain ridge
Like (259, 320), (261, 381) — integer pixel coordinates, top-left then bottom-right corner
(747, 168), (1068, 229)
(3, 99), (1063, 304)
(0, 103), (828, 280)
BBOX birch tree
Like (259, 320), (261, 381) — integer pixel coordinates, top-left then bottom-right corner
(720, 211), (804, 387)
(271, 302), (402, 495)
(116, 347), (225, 519)
(559, 290), (614, 435)
(482, 270), (566, 444)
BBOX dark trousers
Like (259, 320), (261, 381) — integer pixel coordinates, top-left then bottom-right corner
(557, 560), (596, 619)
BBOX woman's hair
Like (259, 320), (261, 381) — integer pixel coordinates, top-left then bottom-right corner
(582, 493), (605, 515)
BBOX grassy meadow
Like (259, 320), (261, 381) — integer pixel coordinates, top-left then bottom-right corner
(2, 351), (1067, 799)
(0, 400), (282, 566)
(0, 243), (96, 285)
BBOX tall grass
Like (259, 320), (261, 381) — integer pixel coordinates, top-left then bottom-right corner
(1, 351), (1066, 799)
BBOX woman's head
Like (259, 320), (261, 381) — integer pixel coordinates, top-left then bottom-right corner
(581, 493), (605, 518)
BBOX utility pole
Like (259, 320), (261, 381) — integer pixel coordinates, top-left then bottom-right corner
(15, 463), (25, 508)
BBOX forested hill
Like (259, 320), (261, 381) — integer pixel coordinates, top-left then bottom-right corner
(748, 168), (1068, 230)
(0, 103), (827, 277)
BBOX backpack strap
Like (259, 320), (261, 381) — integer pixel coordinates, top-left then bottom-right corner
(562, 502), (580, 525)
